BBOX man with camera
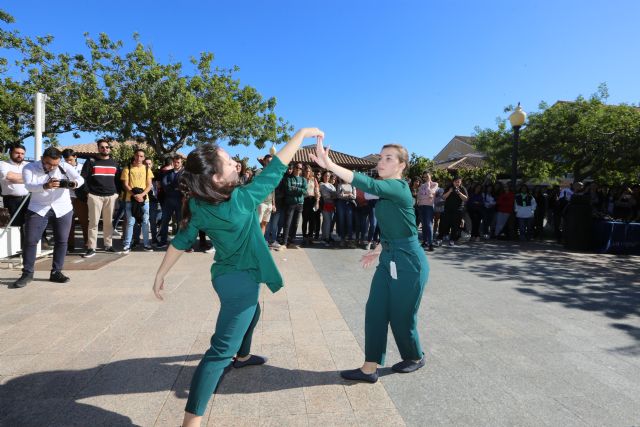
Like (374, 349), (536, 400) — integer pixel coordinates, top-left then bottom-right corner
(11, 147), (84, 288)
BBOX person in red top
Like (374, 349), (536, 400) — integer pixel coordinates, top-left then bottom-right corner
(494, 183), (515, 238)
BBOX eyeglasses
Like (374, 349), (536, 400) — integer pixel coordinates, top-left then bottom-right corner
(99, 146), (111, 150)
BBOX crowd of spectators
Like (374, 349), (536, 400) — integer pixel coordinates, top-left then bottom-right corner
(0, 142), (213, 288)
(3, 142), (638, 289)
(249, 159), (639, 253)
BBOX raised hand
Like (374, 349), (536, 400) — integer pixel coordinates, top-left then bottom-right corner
(309, 136), (333, 169)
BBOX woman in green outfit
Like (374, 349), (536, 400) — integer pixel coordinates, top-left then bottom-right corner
(153, 127), (324, 427)
(311, 139), (429, 383)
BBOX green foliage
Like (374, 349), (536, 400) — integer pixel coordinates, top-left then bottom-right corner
(407, 153), (434, 180)
(110, 143), (155, 166)
(80, 33), (292, 158)
(473, 84), (640, 185)
(0, 13), (291, 158)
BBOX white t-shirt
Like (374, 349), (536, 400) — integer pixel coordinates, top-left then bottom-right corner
(0, 159), (28, 196)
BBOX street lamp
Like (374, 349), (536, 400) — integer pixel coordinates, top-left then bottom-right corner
(508, 102), (527, 189)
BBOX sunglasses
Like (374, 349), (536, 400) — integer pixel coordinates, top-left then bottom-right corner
(99, 145), (111, 149)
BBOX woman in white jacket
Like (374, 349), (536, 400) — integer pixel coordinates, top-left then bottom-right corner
(514, 184), (537, 241)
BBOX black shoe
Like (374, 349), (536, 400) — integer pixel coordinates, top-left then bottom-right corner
(143, 246), (154, 252)
(104, 246), (116, 253)
(391, 357), (425, 373)
(233, 354), (268, 368)
(11, 272), (33, 289)
(83, 249), (96, 258)
(427, 244), (434, 252)
(49, 270), (70, 283)
(340, 368), (378, 383)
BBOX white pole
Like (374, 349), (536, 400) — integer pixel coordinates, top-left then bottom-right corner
(34, 92), (46, 160)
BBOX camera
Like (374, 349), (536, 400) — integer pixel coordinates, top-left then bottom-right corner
(57, 179), (77, 189)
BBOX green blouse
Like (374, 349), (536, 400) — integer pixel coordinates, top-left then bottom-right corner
(351, 172), (417, 240)
(170, 156), (288, 293)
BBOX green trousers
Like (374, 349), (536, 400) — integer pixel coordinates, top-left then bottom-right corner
(365, 235), (429, 365)
(185, 271), (261, 416)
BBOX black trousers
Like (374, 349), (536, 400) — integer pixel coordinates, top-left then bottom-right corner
(3, 195), (28, 249)
(283, 203), (303, 245)
(439, 210), (463, 241)
(23, 209), (72, 274)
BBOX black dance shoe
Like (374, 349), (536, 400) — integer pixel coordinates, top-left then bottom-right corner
(340, 368), (378, 383)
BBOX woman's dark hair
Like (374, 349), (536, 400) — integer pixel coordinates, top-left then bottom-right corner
(179, 144), (238, 229)
(61, 148), (76, 159)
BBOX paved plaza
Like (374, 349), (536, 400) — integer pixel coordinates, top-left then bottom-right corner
(1, 240), (639, 426)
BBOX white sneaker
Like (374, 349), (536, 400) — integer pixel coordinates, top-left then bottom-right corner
(365, 242), (371, 250)
(112, 229), (121, 237)
(271, 242), (282, 251)
(448, 240), (455, 247)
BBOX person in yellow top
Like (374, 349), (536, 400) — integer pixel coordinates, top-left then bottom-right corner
(121, 149), (154, 253)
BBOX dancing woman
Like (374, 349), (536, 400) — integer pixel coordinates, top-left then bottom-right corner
(311, 139), (429, 383)
(153, 128), (324, 427)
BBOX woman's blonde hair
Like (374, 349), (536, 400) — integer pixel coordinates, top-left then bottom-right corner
(381, 144), (409, 176)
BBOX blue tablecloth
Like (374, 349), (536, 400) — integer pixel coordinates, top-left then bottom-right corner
(592, 221), (640, 255)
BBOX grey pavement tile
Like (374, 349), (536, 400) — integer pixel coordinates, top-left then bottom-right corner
(554, 395), (639, 427)
(206, 415), (260, 427)
(307, 412), (358, 427)
(0, 398), (75, 427)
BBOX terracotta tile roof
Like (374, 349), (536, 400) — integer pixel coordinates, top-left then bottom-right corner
(434, 155), (486, 171)
(61, 140), (149, 156)
(292, 145), (376, 169)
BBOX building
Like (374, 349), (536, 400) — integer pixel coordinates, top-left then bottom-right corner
(290, 145), (376, 171)
(61, 140), (149, 158)
(433, 135), (486, 174)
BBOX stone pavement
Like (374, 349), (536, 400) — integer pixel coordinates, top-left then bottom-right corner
(0, 240), (639, 426)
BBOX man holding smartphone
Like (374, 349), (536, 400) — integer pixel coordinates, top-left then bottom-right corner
(440, 176), (468, 247)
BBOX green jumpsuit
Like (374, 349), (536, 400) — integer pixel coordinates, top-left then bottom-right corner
(351, 172), (429, 365)
(170, 156), (287, 416)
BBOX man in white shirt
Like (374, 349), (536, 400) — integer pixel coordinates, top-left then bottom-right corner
(11, 147), (84, 289)
(0, 145), (29, 247)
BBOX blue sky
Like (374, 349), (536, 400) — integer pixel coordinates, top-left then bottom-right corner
(3, 0), (640, 166)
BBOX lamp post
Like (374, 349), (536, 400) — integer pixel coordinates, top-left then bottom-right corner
(508, 103), (527, 189)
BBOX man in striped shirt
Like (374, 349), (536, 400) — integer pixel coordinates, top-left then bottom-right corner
(81, 140), (119, 258)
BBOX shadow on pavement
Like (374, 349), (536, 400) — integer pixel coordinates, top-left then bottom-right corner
(434, 241), (640, 351)
(0, 354), (374, 425)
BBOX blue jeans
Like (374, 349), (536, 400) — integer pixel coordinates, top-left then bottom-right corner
(124, 201), (150, 248)
(518, 217), (533, 241)
(335, 199), (354, 240)
(265, 209), (280, 244)
(149, 199), (160, 242)
(159, 197), (182, 244)
(418, 205), (435, 245)
(358, 205), (377, 242)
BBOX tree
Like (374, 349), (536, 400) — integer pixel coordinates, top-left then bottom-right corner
(1, 13), (292, 158)
(78, 33), (292, 158)
(1, 9), (94, 151)
(407, 153), (435, 180)
(473, 85), (640, 185)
